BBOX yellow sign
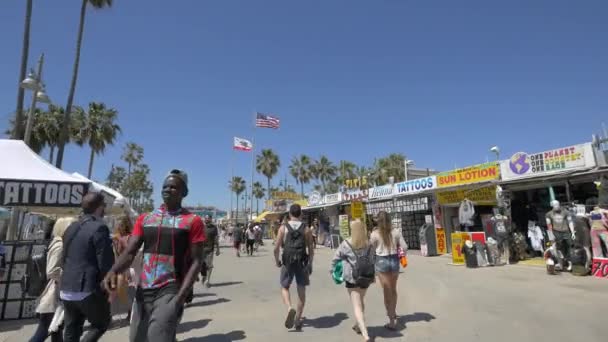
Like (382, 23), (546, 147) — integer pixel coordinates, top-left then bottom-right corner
(339, 215), (350, 238)
(437, 186), (497, 205)
(437, 162), (500, 188)
(451, 233), (464, 264)
(271, 191), (303, 201)
(436, 228), (447, 255)
(351, 201), (365, 219)
(345, 177), (368, 189)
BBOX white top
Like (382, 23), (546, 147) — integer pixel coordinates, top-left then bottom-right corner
(370, 228), (408, 256)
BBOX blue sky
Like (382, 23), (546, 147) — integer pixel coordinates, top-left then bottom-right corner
(1, 0), (607, 210)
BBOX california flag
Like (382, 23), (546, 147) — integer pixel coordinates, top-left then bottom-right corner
(233, 137), (253, 151)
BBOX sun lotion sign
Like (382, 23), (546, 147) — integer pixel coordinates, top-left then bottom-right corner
(437, 163), (500, 188)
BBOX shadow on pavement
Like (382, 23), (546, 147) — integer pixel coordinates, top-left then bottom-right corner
(210, 281), (243, 288)
(178, 318), (212, 334)
(188, 298), (231, 309)
(303, 312), (348, 329)
(193, 293), (216, 299)
(368, 312), (436, 339)
(0, 319), (35, 333)
(180, 330), (246, 341)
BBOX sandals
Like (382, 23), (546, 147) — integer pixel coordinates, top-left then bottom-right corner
(284, 309), (297, 329)
(352, 324), (362, 335)
(384, 323), (398, 331)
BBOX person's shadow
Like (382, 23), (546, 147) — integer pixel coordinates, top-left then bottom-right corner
(180, 330), (246, 341)
(188, 298), (231, 309)
(302, 312), (349, 329)
(368, 312), (436, 339)
(178, 319), (212, 334)
(209, 281), (243, 288)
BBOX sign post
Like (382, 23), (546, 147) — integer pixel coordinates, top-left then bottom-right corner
(351, 201), (364, 220)
(436, 228), (447, 254)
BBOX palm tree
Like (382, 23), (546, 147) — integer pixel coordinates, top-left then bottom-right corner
(122, 142), (144, 178)
(374, 153), (406, 185)
(256, 149), (281, 200)
(252, 181), (265, 214)
(230, 176), (246, 223)
(313, 156), (337, 194)
(5, 108), (46, 153)
(106, 165), (126, 190)
(77, 102), (121, 179)
(13, 0), (33, 139)
(56, 0), (114, 169)
(289, 155), (312, 196)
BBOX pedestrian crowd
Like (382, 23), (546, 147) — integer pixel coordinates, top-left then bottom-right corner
(25, 169), (407, 342)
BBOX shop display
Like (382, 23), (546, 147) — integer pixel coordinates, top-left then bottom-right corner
(491, 209), (511, 264)
(474, 242), (489, 267)
(546, 201), (575, 270)
(527, 222), (545, 254)
(588, 206), (608, 258)
(418, 223), (437, 257)
(462, 240), (478, 268)
(570, 246), (589, 276)
(510, 232), (528, 262)
(458, 199), (475, 229)
(544, 243), (563, 275)
(486, 238), (500, 266)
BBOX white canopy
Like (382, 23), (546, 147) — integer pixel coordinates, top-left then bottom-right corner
(71, 173), (136, 216)
(0, 139), (90, 208)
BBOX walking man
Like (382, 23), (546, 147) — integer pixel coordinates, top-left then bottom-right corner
(233, 224), (243, 257)
(274, 204), (314, 330)
(246, 224), (257, 256)
(201, 214), (220, 288)
(60, 192), (114, 342)
(103, 170), (205, 342)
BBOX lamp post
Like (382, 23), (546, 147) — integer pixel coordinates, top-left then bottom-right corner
(404, 159), (414, 182)
(22, 53), (51, 145)
(490, 146), (500, 161)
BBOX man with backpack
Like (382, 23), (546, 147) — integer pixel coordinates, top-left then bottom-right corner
(274, 204), (314, 331)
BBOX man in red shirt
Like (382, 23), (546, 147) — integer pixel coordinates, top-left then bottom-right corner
(103, 170), (205, 342)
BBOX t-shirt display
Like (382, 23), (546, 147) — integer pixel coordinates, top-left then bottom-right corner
(546, 210), (572, 232)
(486, 239), (499, 266)
(527, 224), (545, 252)
(491, 215), (509, 236)
(459, 200), (475, 227)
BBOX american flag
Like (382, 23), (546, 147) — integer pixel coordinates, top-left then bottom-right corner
(256, 113), (280, 129)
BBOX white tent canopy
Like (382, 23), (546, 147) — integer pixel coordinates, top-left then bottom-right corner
(71, 172), (136, 216)
(0, 139), (90, 208)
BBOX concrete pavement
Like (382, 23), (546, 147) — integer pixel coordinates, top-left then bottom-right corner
(2, 242), (607, 341)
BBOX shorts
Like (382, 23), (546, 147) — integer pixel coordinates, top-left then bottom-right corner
(280, 264), (310, 289)
(345, 281), (369, 289)
(203, 252), (214, 269)
(375, 255), (400, 273)
(234, 241), (241, 249)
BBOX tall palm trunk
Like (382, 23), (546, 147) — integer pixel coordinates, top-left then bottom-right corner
(14, 0), (33, 139)
(267, 178), (271, 200)
(87, 148), (95, 178)
(49, 146), (55, 164)
(301, 181), (304, 196)
(56, 0), (87, 168)
(256, 199), (259, 215)
(235, 195), (239, 225)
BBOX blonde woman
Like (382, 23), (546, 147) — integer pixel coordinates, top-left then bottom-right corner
(330, 219), (375, 342)
(370, 211), (407, 331)
(30, 217), (76, 342)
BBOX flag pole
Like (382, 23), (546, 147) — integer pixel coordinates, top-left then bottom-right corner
(249, 111), (256, 225)
(230, 139), (235, 224)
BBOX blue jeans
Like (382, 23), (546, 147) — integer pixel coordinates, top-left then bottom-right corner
(375, 255), (400, 273)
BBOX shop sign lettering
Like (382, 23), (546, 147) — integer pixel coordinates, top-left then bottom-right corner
(0, 180), (87, 207)
(437, 163), (499, 188)
(501, 143), (595, 181)
(437, 186), (497, 205)
(592, 258), (608, 279)
(324, 192), (342, 204)
(436, 228), (447, 254)
(342, 189), (368, 202)
(369, 184), (394, 199)
(395, 176), (436, 195)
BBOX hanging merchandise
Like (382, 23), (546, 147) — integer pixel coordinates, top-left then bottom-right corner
(510, 232), (528, 262)
(458, 199), (475, 227)
(462, 241), (479, 268)
(589, 207), (608, 258)
(527, 222), (545, 253)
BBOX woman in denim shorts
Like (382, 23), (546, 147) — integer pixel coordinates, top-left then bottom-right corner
(370, 211), (408, 331)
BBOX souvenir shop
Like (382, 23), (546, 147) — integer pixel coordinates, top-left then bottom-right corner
(302, 192), (343, 247)
(435, 162), (502, 247)
(499, 143), (607, 260)
(366, 178), (438, 250)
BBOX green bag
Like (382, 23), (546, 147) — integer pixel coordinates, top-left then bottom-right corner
(332, 260), (344, 285)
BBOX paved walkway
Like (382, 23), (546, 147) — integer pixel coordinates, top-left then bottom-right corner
(2, 242), (607, 341)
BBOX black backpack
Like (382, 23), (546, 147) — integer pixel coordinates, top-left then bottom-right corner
(344, 240), (376, 287)
(23, 246), (48, 297)
(282, 223), (307, 267)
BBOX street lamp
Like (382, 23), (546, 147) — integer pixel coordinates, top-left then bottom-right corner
(404, 159), (414, 181)
(490, 146), (500, 161)
(21, 53), (51, 146)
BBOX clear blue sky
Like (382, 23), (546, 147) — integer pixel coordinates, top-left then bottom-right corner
(1, 0), (607, 210)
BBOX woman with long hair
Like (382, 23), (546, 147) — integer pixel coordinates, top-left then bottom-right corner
(330, 219), (374, 341)
(29, 217), (77, 342)
(111, 215), (134, 319)
(370, 211), (407, 330)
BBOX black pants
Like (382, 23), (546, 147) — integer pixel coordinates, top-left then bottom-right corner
(63, 291), (111, 342)
(246, 239), (255, 255)
(30, 312), (63, 342)
(554, 230), (572, 267)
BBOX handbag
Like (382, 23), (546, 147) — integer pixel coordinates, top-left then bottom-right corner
(398, 247), (408, 268)
(332, 260), (344, 285)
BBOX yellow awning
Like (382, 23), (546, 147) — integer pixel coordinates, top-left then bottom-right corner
(254, 211), (273, 223)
